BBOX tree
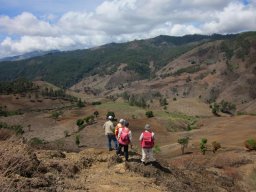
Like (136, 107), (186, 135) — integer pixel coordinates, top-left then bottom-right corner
(177, 137), (189, 155)
(200, 138), (208, 155)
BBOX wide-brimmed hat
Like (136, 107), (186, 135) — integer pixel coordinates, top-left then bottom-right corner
(144, 124), (151, 130)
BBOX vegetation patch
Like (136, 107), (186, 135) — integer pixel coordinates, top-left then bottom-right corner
(173, 65), (201, 76)
(0, 122), (24, 135)
(0, 105), (23, 117)
(245, 138), (256, 151)
(162, 112), (198, 132)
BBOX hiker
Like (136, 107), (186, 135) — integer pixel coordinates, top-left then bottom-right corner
(117, 121), (132, 161)
(139, 124), (155, 164)
(115, 118), (125, 138)
(103, 115), (118, 151)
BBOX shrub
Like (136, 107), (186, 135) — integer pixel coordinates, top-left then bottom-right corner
(77, 98), (85, 108)
(145, 111), (154, 118)
(212, 141), (221, 153)
(245, 138), (256, 150)
(219, 100), (236, 114)
(29, 137), (44, 147)
(92, 101), (101, 105)
(210, 102), (220, 116)
(84, 115), (95, 125)
(94, 111), (99, 117)
(200, 138), (208, 155)
(153, 145), (161, 154)
(0, 122), (24, 135)
(75, 134), (80, 147)
(177, 137), (189, 154)
(76, 119), (84, 129)
(51, 111), (62, 122)
(159, 97), (168, 106)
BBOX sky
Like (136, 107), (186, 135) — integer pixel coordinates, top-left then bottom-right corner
(0, 0), (256, 58)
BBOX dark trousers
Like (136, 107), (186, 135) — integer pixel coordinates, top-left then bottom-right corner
(117, 144), (129, 160)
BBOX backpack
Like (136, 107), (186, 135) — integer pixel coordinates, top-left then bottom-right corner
(141, 131), (154, 148)
(119, 128), (130, 145)
(115, 123), (122, 137)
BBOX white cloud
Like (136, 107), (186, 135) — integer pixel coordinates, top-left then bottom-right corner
(0, 12), (59, 36)
(203, 2), (256, 33)
(0, 0), (256, 58)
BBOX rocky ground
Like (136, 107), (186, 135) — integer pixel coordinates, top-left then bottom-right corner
(1, 132), (256, 192)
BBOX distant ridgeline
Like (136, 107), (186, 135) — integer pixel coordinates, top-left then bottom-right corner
(0, 78), (78, 102)
(1, 32), (255, 88)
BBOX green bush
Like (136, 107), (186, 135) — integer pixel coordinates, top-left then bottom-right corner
(77, 98), (85, 108)
(29, 137), (44, 146)
(245, 138), (256, 150)
(76, 119), (84, 129)
(153, 145), (161, 154)
(145, 111), (154, 118)
(0, 122), (24, 135)
(92, 101), (101, 105)
(200, 138), (208, 155)
(84, 115), (95, 125)
(93, 111), (99, 117)
(210, 102), (220, 116)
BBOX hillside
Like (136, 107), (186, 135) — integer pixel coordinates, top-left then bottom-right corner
(0, 34), (235, 88)
(70, 32), (256, 113)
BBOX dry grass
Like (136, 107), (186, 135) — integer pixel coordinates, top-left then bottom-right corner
(211, 153), (252, 169)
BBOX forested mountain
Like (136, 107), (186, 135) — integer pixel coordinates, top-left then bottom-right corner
(0, 33), (236, 88)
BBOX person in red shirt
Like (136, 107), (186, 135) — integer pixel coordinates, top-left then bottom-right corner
(139, 124), (155, 164)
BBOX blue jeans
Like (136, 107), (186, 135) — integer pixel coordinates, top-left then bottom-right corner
(107, 134), (118, 150)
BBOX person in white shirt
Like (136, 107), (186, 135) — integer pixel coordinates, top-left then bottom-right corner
(103, 116), (118, 151)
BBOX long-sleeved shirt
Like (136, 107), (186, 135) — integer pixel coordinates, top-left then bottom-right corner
(103, 120), (114, 135)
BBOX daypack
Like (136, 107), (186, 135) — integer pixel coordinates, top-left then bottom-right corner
(115, 123), (122, 137)
(119, 128), (130, 145)
(141, 131), (154, 148)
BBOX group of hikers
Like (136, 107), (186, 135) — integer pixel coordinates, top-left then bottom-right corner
(103, 115), (156, 164)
